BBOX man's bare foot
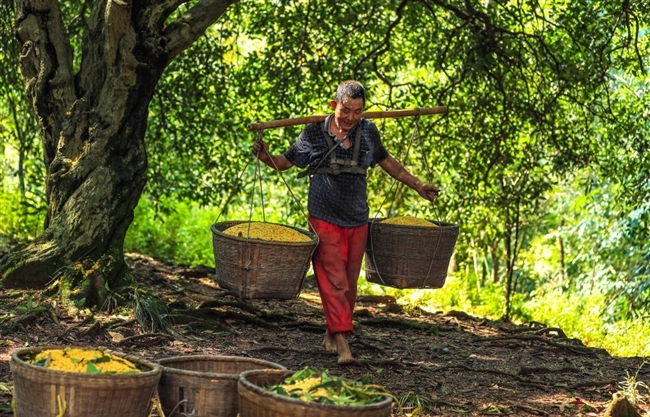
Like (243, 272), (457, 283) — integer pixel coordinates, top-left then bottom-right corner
(323, 332), (337, 353)
(334, 333), (354, 365)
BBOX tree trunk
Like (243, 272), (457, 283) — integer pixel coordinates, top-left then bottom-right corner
(0, 0), (233, 306)
(504, 232), (513, 319)
(489, 240), (499, 283)
(557, 218), (567, 283)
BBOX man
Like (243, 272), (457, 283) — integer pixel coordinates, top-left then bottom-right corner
(252, 80), (439, 364)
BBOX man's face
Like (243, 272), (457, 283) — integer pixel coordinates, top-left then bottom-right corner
(332, 96), (364, 132)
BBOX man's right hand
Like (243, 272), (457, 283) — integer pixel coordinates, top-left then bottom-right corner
(251, 139), (294, 171)
(252, 139), (269, 161)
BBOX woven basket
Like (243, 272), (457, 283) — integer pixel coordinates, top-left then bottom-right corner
(365, 218), (459, 289)
(10, 346), (161, 417)
(238, 369), (393, 417)
(211, 221), (318, 299)
(157, 355), (286, 417)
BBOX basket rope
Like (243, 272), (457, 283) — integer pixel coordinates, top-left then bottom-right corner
(251, 129), (317, 236)
(215, 129), (314, 237)
(368, 112), (443, 287)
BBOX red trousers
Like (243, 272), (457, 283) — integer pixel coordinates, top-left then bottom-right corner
(308, 215), (368, 334)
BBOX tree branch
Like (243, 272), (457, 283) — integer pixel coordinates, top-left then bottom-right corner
(163, 0), (238, 64)
(135, 0), (186, 33)
(14, 0), (76, 164)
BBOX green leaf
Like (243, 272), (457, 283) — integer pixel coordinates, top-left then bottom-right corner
(86, 362), (101, 374)
(33, 358), (48, 368)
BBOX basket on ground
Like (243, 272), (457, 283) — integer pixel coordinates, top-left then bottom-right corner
(238, 369), (393, 417)
(211, 221), (318, 299)
(365, 218), (459, 289)
(157, 355), (286, 417)
(10, 346), (161, 417)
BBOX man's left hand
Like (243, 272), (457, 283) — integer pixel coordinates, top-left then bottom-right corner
(420, 184), (440, 201)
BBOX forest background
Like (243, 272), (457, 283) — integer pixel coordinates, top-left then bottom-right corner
(0, 0), (649, 359)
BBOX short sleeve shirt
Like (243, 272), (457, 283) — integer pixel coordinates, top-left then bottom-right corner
(284, 115), (389, 227)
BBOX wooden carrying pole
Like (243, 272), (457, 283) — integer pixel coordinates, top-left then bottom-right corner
(247, 106), (447, 131)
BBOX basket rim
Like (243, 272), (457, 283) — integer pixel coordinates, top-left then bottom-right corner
(368, 217), (458, 229)
(11, 345), (161, 378)
(238, 369), (393, 410)
(212, 221), (318, 246)
(158, 355), (286, 378)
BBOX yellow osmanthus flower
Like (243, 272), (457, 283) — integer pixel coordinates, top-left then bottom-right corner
(55, 394), (66, 417)
(223, 222), (311, 242)
(381, 216), (437, 227)
(283, 376), (331, 401)
(268, 367), (393, 406)
(29, 348), (141, 374)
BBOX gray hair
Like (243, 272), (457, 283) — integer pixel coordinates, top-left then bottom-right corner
(335, 80), (366, 105)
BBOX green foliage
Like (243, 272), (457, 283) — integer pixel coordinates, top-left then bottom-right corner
(359, 272), (650, 358)
(131, 288), (171, 333)
(359, 272), (516, 321)
(525, 286), (650, 357)
(0, 0), (43, 203)
(124, 197), (219, 267)
(518, 174), (650, 321)
(618, 363), (650, 406)
(124, 182), (308, 267)
(0, 188), (44, 243)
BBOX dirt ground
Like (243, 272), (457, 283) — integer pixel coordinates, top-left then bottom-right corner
(0, 252), (648, 416)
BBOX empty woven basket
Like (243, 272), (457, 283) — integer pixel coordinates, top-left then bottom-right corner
(365, 218), (459, 289)
(157, 355), (286, 417)
(211, 221), (318, 299)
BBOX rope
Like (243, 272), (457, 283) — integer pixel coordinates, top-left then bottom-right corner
(368, 110), (442, 287)
(253, 129), (320, 253)
(254, 131), (312, 225)
(407, 111), (444, 288)
(214, 157), (253, 225)
(253, 131), (266, 223)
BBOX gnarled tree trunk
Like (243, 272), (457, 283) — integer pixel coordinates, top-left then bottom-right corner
(0, 0), (234, 306)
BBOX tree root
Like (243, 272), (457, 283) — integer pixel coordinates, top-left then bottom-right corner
(518, 365), (579, 375)
(515, 404), (549, 416)
(479, 334), (601, 355)
(278, 321), (325, 333)
(358, 318), (438, 334)
(116, 332), (174, 347)
(568, 379), (617, 390)
(171, 308), (279, 329)
(198, 299), (297, 322)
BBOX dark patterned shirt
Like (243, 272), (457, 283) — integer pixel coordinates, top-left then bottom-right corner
(284, 115), (389, 227)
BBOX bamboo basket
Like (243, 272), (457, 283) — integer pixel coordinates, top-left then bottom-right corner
(211, 221), (318, 299)
(157, 355), (286, 417)
(238, 369), (393, 417)
(365, 218), (459, 289)
(10, 346), (161, 417)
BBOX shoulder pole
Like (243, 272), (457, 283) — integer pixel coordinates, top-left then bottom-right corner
(247, 106), (447, 131)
